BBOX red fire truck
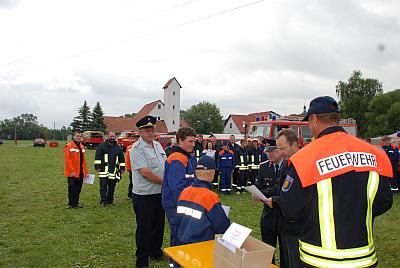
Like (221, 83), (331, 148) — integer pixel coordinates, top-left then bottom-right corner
(248, 117), (357, 147)
(117, 131), (139, 151)
(82, 131), (104, 149)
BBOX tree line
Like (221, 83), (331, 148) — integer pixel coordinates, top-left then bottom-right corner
(0, 113), (70, 140)
(1, 72), (398, 140)
(336, 70), (399, 138)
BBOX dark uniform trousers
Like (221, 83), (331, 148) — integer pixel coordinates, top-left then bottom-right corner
(128, 172), (133, 198)
(260, 206), (285, 266)
(67, 176), (83, 207)
(132, 193), (165, 267)
(237, 170), (248, 192)
(99, 178), (117, 204)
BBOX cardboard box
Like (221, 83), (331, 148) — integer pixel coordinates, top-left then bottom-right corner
(213, 234), (275, 268)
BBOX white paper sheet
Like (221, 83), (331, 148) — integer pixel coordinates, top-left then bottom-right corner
(222, 222), (252, 249)
(222, 205), (230, 217)
(83, 174), (95, 184)
(244, 185), (268, 202)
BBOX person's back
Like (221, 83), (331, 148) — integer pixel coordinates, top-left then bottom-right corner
(176, 178), (230, 245)
(282, 130), (393, 267)
(280, 96), (393, 268)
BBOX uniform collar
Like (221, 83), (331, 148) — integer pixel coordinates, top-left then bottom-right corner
(73, 140), (81, 148)
(192, 178), (212, 189)
(317, 126), (346, 139)
(171, 145), (191, 157)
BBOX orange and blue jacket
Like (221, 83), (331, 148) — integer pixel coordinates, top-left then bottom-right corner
(176, 178), (230, 245)
(64, 141), (88, 178)
(162, 146), (197, 212)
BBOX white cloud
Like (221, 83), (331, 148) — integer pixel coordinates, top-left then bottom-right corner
(0, 0), (399, 128)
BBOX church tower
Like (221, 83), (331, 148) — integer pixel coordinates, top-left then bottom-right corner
(163, 77), (181, 133)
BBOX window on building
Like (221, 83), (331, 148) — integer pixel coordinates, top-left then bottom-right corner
(173, 91), (175, 96)
(158, 104), (161, 109)
(173, 105), (175, 110)
(173, 120), (175, 125)
(229, 123), (232, 128)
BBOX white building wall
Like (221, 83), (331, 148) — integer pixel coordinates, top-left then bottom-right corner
(163, 79), (181, 132)
(223, 117), (242, 134)
(148, 101), (164, 121)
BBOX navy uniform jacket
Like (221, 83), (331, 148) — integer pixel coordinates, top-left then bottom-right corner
(95, 139), (125, 179)
(162, 146), (197, 213)
(255, 160), (280, 230)
(280, 127), (393, 268)
(217, 150), (235, 171)
(381, 144), (399, 176)
(176, 178), (230, 245)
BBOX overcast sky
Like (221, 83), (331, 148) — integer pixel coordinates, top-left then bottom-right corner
(0, 0), (399, 128)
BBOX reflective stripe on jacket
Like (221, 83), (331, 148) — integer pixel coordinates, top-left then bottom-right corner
(64, 141), (88, 178)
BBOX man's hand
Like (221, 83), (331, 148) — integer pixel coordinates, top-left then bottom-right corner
(251, 194), (261, 202)
(96, 168), (101, 172)
(71, 172), (76, 177)
(264, 197), (273, 208)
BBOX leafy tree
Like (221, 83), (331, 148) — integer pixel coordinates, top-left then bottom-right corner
(123, 113), (136, 118)
(183, 101), (224, 134)
(336, 70), (383, 137)
(365, 89), (400, 137)
(0, 113), (47, 140)
(91, 102), (107, 132)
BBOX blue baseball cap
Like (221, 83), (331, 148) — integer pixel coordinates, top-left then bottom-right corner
(303, 96), (339, 121)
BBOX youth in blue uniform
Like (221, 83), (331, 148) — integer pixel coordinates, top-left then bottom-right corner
(176, 177), (230, 245)
(162, 128), (197, 249)
(217, 142), (235, 194)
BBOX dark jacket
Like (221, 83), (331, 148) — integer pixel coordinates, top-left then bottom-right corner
(235, 147), (249, 170)
(280, 127), (393, 268)
(95, 139), (125, 180)
(255, 160), (281, 231)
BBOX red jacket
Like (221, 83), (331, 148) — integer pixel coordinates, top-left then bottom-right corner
(64, 141), (88, 178)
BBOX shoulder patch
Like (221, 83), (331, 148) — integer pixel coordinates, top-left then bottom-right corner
(168, 152), (188, 167)
(281, 175), (294, 192)
(228, 149), (235, 155)
(219, 150), (225, 155)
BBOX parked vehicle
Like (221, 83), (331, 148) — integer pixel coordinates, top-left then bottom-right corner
(33, 138), (46, 147)
(117, 131), (139, 151)
(248, 117), (357, 147)
(82, 131), (104, 149)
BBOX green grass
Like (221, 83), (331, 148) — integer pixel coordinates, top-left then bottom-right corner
(0, 141), (399, 267)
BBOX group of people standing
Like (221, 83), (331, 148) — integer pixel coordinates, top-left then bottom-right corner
(130, 116), (229, 268)
(192, 133), (269, 194)
(63, 95), (396, 268)
(63, 130), (126, 208)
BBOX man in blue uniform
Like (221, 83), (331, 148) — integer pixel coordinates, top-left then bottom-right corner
(217, 141), (235, 195)
(381, 135), (399, 194)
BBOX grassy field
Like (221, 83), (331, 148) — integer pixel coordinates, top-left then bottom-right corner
(0, 140), (399, 267)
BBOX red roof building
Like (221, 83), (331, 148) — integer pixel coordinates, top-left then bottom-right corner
(103, 78), (183, 134)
